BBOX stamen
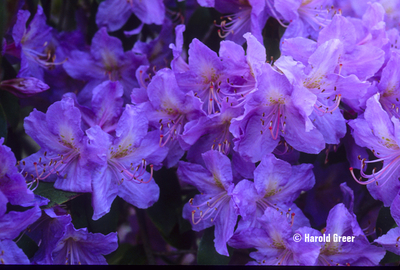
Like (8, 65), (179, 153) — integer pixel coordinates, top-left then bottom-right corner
(214, 7), (253, 39)
(290, 213), (295, 227)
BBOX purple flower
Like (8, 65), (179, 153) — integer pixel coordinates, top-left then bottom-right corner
(270, 0), (334, 40)
(316, 203), (385, 266)
(181, 97), (243, 163)
(22, 96), (92, 193)
(317, 10), (386, 81)
(0, 138), (35, 213)
(132, 18), (174, 70)
(0, 138), (42, 264)
(228, 207), (321, 265)
(230, 63), (325, 162)
(64, 80), (124, 134)
(276, 38), (370, 145)
(96, 0), (165, 32)
(51, 223), (118, 265)
(86, 105), (167, 220)
(232, 153), (314, 230)
(11, 6), (54, 80)
(375, 51), (400, 119)
(179, 150), (238, 256)
(348, 93), (400, 206)
(209, 0), (269, 45)
(218, 33), (263, 106)
(135, 68), (204, 168)
(169, 25), (189, 73)
(26, 207), (72, 264)
(63, 27), (148, 104)
(175, 38), (226, 114)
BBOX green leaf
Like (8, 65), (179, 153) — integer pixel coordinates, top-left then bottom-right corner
(197, 227), (233, 265)
(0, 102), (7, 140)
(106, 243), (147, 265)
(376, 206), (396, 238)
(33, 181), (80, 209)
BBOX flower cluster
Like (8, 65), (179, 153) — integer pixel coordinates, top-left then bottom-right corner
(1, 0), (400, 266)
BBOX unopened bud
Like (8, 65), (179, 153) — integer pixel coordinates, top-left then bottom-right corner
(0, 77), (49, 98)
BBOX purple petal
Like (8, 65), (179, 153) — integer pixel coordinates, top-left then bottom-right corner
(96, 0), (132, 31)
(118, 171), (160, 209)
(177, 161), (224, 194)
(213, 199), (238, 256)
(0, 205), (42, 240)
(201, 150), (233, 191)
(0, 240), (30, 264)
(280, 37), (317, 65)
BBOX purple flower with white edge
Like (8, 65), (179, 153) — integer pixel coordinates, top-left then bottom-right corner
(51, 223), (118, 265)
(85, 105), (168, 220)
(349, 93), (400, 206)
(228, 207), (321, 265)
(179, 150), (238, 256)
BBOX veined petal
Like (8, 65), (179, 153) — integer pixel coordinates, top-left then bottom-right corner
(91, 166), (119, 220)
(202, 150), (233, 190)
(214, 199), (238, 256)
(177, 161), (223, 194)
(118, 171), (160, 209)
(114, 104), (149, 149)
